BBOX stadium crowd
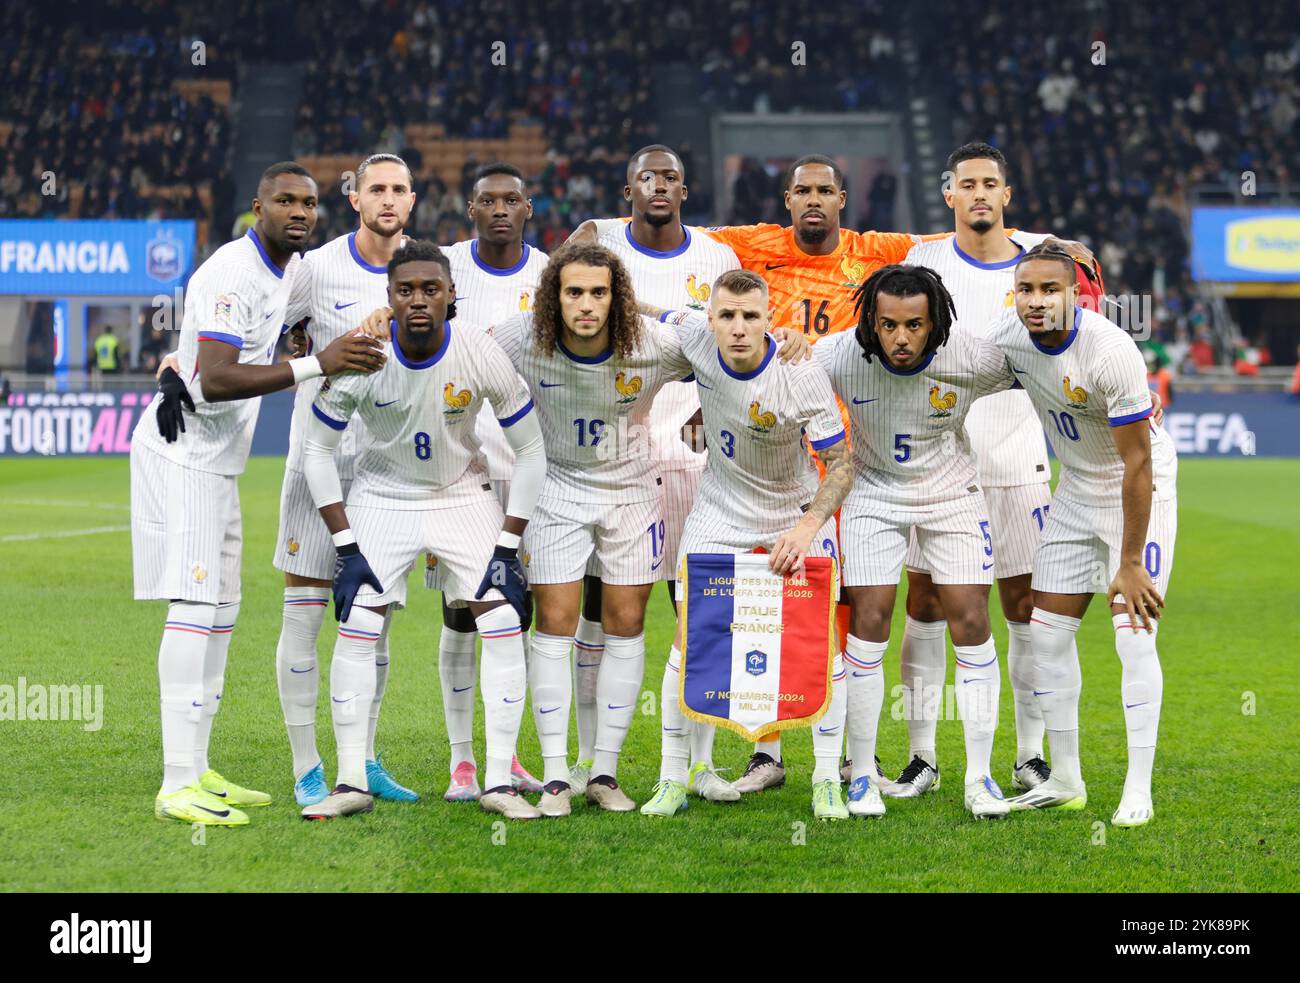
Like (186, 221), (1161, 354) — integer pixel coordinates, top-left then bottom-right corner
(2, 1), (1296, 373)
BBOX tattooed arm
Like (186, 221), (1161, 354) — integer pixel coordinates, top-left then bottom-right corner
(768, 438), (853, 575)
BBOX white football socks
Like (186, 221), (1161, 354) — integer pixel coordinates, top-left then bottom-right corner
(844, 635), (886, 782)
(690, 720), (716, 770)
(331, 607), (384, 791)
(659, 646), (690, 784)
(954, 636), (1000, 783)
(437, 625), (477, 772)
(1113, 613), (1163, 800)
(592, 632), (644, 780)
(1006, 620), (1046, 765)
(365, 608), (394, 762)
(572, 615), (604, 762)
(476, 605), (527, 791)
(194, 600), (238, 776)
(1030, 608), (1083, 786)
(811, 655), (847, 784)
(901, 616), (947, 766)
(158, 601), (215, 794)
(275, 586), (329, 780)
(529, 631), (574, 784)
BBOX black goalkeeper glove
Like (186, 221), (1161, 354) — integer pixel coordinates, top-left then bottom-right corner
(475, 544), (532, 631)
(333, 542), (383, 623)
(155, 366), (195, 443)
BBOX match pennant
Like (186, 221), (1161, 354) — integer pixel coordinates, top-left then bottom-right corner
(679, 553), (837, 741)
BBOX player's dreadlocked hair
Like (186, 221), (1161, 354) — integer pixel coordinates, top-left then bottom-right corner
(388, 239), (456, 321)
(531, 241), (641, 360)
(851, 264), (957, 364)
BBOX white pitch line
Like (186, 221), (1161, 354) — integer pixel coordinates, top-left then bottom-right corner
(0, 500), (129, 511)
(0, 525), (130, 543)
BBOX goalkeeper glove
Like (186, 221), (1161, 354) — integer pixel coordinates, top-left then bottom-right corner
(475, 544), (532, 630)
(333, 542), (383, 622)
(155, 366), (195, 443)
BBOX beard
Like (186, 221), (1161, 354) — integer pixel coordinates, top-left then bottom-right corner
(799, 222), (830, 245)
(969, 216), (994, 233)
(643, 208), (674, 228)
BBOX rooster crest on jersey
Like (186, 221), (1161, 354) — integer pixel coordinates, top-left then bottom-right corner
(928, 385), (958, 417)
(748, 401), (777, 432)
(614, 371), (643, 403)
(286, 537), (300, 556)
(443, 382), (472, 415)
(840, 255), (867, 287)
(1063, 376), (1089, 409)
(685, 274), (710, 309)
(518, 290), (531, 311)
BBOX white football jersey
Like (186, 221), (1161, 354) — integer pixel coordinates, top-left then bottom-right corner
(312, 321), (531, 510)
(985, 306), (1177, 508)
(812, 330), (1007, 511)
(664, 311), (844, 535)
(444, 239), (549, 481)
(282, 230), (397, 477)
(904, 231), (1052, 486)
(593, 219), (740, 469)
(490, 312), (693, 503)
(133, 229), (298, 475)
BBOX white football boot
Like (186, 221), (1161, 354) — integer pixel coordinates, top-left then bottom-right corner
(964, 775), (1010, 819)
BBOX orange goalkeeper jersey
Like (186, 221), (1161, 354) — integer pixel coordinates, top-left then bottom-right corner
(702, 224), (924, 338)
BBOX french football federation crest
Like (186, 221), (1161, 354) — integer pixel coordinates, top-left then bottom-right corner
(286, 537), (300, 556)
(146, 229), (184, 283)
(443, 382), (472, 416)
(425, 553), (439, 571)
(519, 290), (531, 312)
(840, 255), (867, 287)
(928, 385), (958, 417)
(1003, 288), (1014, 308)
(192, 563), (208, 584)
(747, 400), (777, 433)
(1063, 376), (1088, 409)
(614, 370), (643, 403)
(745, 648), (768, 677)
(685, 274), (710, 310)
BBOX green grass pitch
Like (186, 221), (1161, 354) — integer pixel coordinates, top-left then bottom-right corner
(1, 456), (1296, 892)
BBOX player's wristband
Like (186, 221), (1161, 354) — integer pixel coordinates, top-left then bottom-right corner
(331, 528), (356, 549)
(496, 531), (522, 551)
(291, 355), (323, 384)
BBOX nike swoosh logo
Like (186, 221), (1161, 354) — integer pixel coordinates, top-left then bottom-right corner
(651, 558), (664, 571)
(962, 678), (981, 684)
(375, 399), (399, 408)
(194, 804), (231, 818)
(191, 700), (203, 707)
(539, 380), (563, 389)
(290, 666), (315, 674)
(982, 562), (994, 570)
(576, 662), (600, 668)
(1124, 701), (1149, 709)
(851, 397), (879, 405)
(695, 379), (714, 389)
(332, 696), (355, 703)
(264, 311), (275, 319)
(851, 671), (874, 677)
(818, 726), (839, 734)
(662, 727), (682, 732)
(335, 301), (359, 310)
(1033, 690), (1054, 696)
(206, 789), (227, 797)
(607, 703), (631, 710)
(376, 660), (389, 667)
(539, 706), (561, 714)
(503, 696), (524, 703)
(765, 263), (786, 270)
(452, 685), (472, 693)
